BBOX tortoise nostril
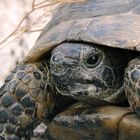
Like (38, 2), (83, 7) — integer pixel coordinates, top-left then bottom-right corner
(52, 55), (58, 62)
(50, 52), (68, 76)
(51, 52), (65, 63)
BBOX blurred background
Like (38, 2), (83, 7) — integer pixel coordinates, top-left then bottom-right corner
(0, 0), (59, 86)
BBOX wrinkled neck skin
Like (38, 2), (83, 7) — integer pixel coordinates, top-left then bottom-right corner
(49, 42), (130, 105)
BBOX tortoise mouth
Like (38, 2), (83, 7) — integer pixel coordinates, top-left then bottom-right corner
(55, 81), (108, 99)
(54, 81), (113, 105)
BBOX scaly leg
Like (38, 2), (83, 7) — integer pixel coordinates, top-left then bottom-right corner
(124, 57), (140, 115)
(0, 61), (53, 139)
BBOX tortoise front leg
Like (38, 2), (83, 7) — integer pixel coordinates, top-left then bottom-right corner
(45, 102), (133, 140)
(124, 57), (140, 115)
(0, 62), (54, 139)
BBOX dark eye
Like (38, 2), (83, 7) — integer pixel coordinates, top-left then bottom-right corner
(84, 54), (102, 68)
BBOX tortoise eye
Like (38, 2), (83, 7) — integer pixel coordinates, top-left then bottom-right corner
(84, 54), (102, 68)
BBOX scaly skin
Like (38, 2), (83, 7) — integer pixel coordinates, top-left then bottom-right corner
(124, 57), (140, 115)
(0, 61), (75, 140)
(0, 61), (53, 139)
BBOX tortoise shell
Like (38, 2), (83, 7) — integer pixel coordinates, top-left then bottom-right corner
(24, 0), (140, 63)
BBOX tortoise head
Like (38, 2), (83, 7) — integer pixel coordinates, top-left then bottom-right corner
(50, 43), (128, 103)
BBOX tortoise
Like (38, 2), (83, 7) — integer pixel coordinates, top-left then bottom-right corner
(1, 0), (140, 139)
